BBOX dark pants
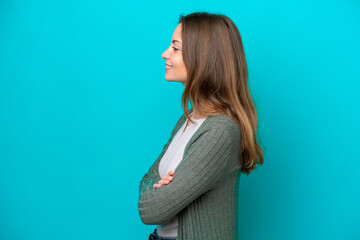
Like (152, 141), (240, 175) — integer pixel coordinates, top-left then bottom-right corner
(148, 228), (177, 240)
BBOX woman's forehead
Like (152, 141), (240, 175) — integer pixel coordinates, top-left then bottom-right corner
(172, 24), (182, 42)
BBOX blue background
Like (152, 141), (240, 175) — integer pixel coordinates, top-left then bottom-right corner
(1, 0), (359, 239)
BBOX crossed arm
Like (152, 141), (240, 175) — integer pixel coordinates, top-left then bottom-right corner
(138, 126), (236, 225)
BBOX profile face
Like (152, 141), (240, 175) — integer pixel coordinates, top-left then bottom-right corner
(161, 23), (187, 85)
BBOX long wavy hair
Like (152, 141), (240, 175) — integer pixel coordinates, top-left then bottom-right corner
(178, 12), (264, 175)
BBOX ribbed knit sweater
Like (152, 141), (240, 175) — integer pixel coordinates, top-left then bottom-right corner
(157, 111), (207, 237)
(138, 108), (242, 240)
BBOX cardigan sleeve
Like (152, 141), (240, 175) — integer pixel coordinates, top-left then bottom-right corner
(138, 114), (187, 195)
(138, 125), (237, 225)
(138, 144), (166, 194)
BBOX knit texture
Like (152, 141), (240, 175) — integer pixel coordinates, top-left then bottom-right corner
(138, 109), (242, 240)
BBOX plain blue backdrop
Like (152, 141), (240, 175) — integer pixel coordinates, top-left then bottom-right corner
(0, 0), (359, 239)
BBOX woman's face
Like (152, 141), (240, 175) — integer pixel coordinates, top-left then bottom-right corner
(161, 23), (187, 85)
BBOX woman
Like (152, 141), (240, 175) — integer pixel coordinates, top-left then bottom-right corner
(138, 12), (264, 240)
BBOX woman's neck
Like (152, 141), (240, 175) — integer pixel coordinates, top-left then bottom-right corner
(191, 108), (207, 119)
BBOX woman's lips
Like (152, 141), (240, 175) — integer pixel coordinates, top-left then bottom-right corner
(165, 67), (172, 71)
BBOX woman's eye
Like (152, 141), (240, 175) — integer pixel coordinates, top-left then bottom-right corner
(172, 47), (179, 51)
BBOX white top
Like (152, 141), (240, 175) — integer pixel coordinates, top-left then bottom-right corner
(157, 112), (208, 238)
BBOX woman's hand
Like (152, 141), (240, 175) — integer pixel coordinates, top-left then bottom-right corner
(153, 170), (175, 189)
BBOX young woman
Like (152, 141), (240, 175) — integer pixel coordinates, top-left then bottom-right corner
(138, 12), (264, 240)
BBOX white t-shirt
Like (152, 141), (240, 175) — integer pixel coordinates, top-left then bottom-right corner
(157, 112), (208, 238)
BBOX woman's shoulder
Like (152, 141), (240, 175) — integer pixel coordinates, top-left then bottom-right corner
(175, 110), (240, 136)
(206, 114), (241, 138)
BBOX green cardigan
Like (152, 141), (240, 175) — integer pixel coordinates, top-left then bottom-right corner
(138, 109), (242, 240)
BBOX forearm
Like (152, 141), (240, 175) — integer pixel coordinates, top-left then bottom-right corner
(138, 128), (236, 225)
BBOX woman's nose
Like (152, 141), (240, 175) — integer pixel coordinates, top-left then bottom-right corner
(161, 47), (170, 59)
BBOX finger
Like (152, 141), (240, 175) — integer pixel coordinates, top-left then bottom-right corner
(159, 180), (169, 185)
(162, 175), (174, 182)
(167, 174), (174, 180)
(163, 175), (172, 181)
(168, 170), (176, 175)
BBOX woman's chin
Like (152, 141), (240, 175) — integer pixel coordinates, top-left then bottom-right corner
(164, 78), (186, 86)
(164, 76), (175, 82)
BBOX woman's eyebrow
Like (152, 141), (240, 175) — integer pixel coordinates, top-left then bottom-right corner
(172, 40), (182, 45)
